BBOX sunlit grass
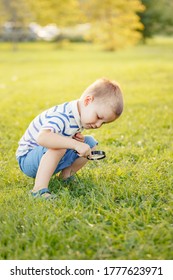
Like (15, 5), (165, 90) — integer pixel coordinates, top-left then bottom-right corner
(0, 37), (173, 259)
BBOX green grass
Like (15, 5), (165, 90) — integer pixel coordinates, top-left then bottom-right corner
(0, 38), (173, 260)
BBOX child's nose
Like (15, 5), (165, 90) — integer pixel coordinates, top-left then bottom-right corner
(96, 120), (103, 128)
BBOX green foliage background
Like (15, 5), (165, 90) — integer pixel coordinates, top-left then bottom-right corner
(0, 38), (173, 259)
(1, 0), (173, 51)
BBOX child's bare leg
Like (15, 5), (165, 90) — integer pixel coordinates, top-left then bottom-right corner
(59, 146), (96, 179)
(59, 157), (88, 179)
(32, 148), (66, 193)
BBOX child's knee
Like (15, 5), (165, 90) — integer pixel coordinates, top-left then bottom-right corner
(48, 148), (66, 158)
(84, 136), (98, 149)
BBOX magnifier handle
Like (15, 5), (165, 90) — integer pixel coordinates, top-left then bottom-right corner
(87, 155), (92, 160)
(75, 150), (91, 159)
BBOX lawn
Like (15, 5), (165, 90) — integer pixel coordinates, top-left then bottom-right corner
(0, 38), (173, 260)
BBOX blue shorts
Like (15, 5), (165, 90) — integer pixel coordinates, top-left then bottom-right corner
(17, 136), (98, 178)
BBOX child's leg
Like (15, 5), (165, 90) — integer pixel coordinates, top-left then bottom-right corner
(18, 136), (97, 197)
(32, 148), (66, 193)
(59, 147), (96, 179)
(59, 136), (98, 179)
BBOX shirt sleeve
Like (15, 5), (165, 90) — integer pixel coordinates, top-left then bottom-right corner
(41, 113), (70, 136)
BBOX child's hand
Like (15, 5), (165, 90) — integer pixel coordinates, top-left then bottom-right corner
(73, 132), (85, 142)
(75, 142), (91, 158)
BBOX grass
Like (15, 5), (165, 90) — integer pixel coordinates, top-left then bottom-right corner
(0, 38), (173, 260)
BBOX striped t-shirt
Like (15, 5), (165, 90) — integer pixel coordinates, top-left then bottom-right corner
(16, 100), (83, 158)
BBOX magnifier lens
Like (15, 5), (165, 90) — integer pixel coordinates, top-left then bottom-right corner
(91, 154), (104, 160)
(88, 151), (106, 160)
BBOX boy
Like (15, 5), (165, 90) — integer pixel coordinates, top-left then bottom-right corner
(16, 78), (123, 199)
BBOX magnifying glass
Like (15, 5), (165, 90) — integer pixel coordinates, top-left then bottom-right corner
(75, 150), (106, 160)
(87, 150), (106, 160)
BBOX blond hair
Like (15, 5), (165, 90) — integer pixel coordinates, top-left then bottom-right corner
(81, 78), (123, 117)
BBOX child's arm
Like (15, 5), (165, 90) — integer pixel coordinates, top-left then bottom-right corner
(37, 129), (91, 157)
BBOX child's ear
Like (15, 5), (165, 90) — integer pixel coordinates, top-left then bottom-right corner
(84, 95), (94, 106)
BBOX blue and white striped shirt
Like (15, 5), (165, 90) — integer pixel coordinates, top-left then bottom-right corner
(16, 100), (83, 158)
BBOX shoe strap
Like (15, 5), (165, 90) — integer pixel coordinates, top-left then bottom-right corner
(32, 188), (51, 197)
(39, 188), (51, 195)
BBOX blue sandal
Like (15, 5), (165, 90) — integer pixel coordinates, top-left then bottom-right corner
(31, 188), (56, 200)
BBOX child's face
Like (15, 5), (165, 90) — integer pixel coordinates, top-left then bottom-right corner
(79, 96), (117, 129)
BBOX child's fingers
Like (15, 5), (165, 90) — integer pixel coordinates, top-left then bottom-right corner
(75, 133), (84, 139)
(75, 143), (91, 158)
(75, 138), (84, 142)
(73, 133), (85, 142)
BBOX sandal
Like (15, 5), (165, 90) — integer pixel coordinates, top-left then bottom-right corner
(31, 188), (56, 200)
(62, 175), (76, 184)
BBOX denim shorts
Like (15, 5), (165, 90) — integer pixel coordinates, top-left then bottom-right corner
(17, 136), (98, 178)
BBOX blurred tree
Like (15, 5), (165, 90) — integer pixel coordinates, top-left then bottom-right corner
(0, 0), (33, 25)
(0, 0), (82, 27)
(140, 0), (173, 40)
(80, 0), (145, 51)
(28, 0), (82, 26)
(0, 0), (82, 49)
(161, 0), (173, 35)
(0, 0), (33, 50)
